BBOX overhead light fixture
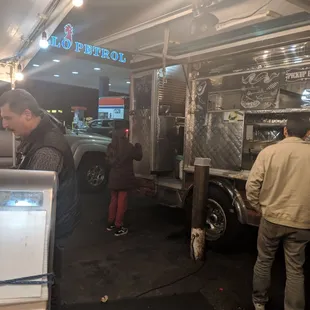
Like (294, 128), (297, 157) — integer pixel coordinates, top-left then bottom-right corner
(39, 31), (49, 49)
(33, 64), (40, 67)
(54, 74), (60, 77)
(53, 59), (60, 63)
(191, 12), (219, 34)
(190, 0), (219, 35)
(192, 0), (205, 18)
(109, 83), (111, 86)
(94, 67), (101, 71)
(72, 0), (83, 7)
(15, 64), (24, 81)
(126, 81), (130, 84)
(72, 71), (79, 75)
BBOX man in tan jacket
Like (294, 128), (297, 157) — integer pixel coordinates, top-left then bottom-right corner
(246, 115), (310, 310)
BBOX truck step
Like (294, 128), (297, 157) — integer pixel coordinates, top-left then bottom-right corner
(157, 183), (183, 208)
(157, 178), (182, 190)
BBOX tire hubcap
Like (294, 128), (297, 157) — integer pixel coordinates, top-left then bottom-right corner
(87, 165), (104, 187)
(205, 199), (227, 241)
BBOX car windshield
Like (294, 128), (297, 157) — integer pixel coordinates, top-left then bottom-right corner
(102, 120), (113, 127)
(114, 120), (129, 129)
(90, 121), (103, 128)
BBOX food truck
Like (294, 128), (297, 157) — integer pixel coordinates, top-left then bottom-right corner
(129, 35), (310, 250)
(2, 0), (310, 253)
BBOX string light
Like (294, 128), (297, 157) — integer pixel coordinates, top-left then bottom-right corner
(72, 0), (83, 7)
(15, 64), (24, 81)
(39, 31), (49, 49)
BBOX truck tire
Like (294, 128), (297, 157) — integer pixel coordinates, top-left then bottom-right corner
(185, 185), (245, 251)
(78, 153), (106, 193)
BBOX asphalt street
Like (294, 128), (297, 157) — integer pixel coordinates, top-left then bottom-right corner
(60, 191), (309, 310)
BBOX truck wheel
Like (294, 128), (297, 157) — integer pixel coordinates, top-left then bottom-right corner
(78, 153), (106, 193)
(185, 185), (245, 251)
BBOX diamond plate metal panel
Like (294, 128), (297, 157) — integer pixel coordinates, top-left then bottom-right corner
(205, 112), (244, 170)
(184, 78), (244, 170)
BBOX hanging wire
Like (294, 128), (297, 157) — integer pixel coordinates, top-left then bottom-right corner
(219, 0), (274, 25)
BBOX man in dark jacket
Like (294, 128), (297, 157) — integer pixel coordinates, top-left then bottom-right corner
(0, 89), (79, 309)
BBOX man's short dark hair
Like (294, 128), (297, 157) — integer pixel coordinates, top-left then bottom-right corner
(0, 89), (41, 116)
(286, 115), (310, 138)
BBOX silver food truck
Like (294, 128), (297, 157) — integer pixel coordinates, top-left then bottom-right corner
(129, 35), (310, 250)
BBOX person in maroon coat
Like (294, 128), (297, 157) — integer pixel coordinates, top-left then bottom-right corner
(106, 128), (142, 236)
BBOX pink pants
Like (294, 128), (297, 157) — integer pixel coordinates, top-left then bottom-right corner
(108, 191), (128, 228)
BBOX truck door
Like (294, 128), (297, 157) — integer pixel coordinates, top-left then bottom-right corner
(130, 71), (154, 177)
(152, 66), (186, 173)
(130, 66), (186, 177)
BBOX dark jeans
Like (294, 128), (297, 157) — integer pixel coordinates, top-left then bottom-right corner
(253, 218), (310, 310)
(51, 241), (65, 310)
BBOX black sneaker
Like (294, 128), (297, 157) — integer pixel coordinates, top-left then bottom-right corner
(106, 224), (116, 231)
(114, 227), (128, 237)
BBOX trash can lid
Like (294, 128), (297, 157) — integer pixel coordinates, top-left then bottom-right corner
(194, 157), (211, 167)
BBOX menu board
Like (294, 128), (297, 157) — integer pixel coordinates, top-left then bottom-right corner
(284, 66), (310, 83)
(240, 71), (280, 109)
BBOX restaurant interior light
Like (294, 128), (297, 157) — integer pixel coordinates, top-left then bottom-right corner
(302, 89), (310, 104)
(72, 0), (83, 7)
(39, 31), (49, 49)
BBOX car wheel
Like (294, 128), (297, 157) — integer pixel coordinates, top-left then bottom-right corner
(78, 153), (106, 193)
(185, 185), (246, 251)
